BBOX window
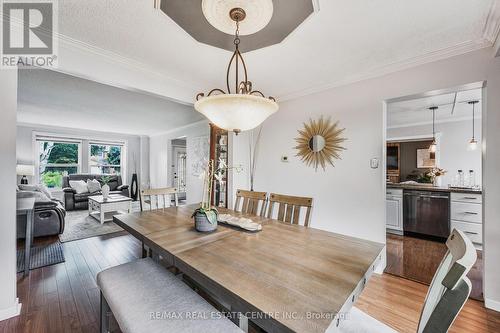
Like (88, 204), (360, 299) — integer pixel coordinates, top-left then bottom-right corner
(37, 139), (81, 188)
(89, 143), (123, 175)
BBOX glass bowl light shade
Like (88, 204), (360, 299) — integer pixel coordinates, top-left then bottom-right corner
(195, 94), (278, 133)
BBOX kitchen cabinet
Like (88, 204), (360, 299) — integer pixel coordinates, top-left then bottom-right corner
(450, 193), (483, 248)
(386, 189), (403, 234)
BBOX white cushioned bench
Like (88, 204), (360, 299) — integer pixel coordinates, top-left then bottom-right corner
(97, 258), (242, 333)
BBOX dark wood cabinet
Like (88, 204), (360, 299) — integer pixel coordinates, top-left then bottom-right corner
(209, 124), (229, 208)
(387, 142), (400, 183)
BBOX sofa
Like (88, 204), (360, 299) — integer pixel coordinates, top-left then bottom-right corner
(63, 174), (130, 210)
(17, 185), (66, 238)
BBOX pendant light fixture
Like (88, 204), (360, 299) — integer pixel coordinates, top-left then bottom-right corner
(428, 106), (438, 153)
(194, 7), (279, 134)
(468, 100), (479, 151)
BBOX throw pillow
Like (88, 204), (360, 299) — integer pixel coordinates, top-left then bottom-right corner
(69, 180), (89, 194)
(87, 179), (101, 194)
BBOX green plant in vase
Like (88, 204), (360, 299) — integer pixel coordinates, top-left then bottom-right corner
(192, 160), (218, 232)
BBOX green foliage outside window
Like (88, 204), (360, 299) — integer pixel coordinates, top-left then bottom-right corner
(42, 171), (63, 188)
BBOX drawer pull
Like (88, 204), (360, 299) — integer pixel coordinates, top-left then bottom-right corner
(464, 197), (478, 200)
(463, 212), (478, 215)
(464, 231), (479, 235)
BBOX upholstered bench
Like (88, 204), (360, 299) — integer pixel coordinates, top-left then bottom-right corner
(97, 258), (242, 333)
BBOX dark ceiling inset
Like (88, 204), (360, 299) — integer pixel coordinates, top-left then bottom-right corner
(161, 0), (315, 52)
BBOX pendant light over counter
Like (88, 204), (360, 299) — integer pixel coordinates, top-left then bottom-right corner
(468, 100), (479, 151)
(195, 2), (279, 134)
(428, 106), (438, 153)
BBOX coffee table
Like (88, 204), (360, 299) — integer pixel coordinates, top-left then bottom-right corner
(88, 194), (132, 224)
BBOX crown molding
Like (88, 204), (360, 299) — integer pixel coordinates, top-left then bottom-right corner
(278, 38), (493, 102)
(54, 32), (201, 104)
(483, 0), (500, 43)
(483, 0), (500, 57)
(149, 119), (209, 138)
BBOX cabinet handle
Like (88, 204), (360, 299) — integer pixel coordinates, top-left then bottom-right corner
(464, 231), (479, 235)
(463, 197), (478, 200)
(464, 212), (478, 215)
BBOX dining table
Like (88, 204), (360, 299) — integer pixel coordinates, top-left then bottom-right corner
(113, 204), (384, 333)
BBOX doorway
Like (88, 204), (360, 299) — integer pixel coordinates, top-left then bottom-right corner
(383, 82), (484, 300)
(171, 138), (187, 202)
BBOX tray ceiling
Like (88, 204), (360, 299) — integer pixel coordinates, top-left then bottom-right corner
(53, 0), (498, 104)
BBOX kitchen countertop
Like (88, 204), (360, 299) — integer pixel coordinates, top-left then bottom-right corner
(387, 183), (482, 194)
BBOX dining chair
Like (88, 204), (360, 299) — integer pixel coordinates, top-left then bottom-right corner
(339, 228), (477, 333)
(140, 187), (179, 211)
(267, 193), (313, 227)
(234, 189), (268, 217)
(139, 187), (179, 259)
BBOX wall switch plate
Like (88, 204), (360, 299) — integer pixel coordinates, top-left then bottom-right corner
(370, 158), (379, 169)
(281, 155), (289, 162)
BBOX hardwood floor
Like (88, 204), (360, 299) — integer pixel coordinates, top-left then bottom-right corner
(357, 274), (500, 333)
(1, 232), (498, 333)
(385, 233), (484, 300)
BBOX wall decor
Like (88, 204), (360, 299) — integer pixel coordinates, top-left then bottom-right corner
(416, 148), (436, 168)
(191, 135), (210, 177)
(294, 116), (346, 171)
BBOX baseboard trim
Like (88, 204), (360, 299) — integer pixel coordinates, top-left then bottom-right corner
(485, 298), (500, 312)
(0, 298), (21, 321)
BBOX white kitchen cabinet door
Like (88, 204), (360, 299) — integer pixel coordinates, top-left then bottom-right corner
(386, 196), (403, 233)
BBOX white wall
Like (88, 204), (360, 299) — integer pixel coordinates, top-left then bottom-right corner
(16, 124), (148, 187)
(149, 121), (209, 204)
(388, 120), (482, 187)
(231, 48), (500, 308)
(0, 70), (21, 320)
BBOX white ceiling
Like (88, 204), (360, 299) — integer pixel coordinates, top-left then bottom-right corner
(17, 69), (204, 136)
(387, 88), (482, 128)
(55, 0), (497, 103)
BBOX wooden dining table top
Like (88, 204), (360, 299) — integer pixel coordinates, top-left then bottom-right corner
(113, 204), (384, 333)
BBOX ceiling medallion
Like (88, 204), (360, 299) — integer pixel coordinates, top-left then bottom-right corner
(295, 116), (347, 171)
(201, 0), (274, 36)
(194, 6), (278, 134)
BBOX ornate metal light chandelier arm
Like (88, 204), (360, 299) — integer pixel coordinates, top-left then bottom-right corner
(196, 88), (227, 101)
(226, 19), (248, 94)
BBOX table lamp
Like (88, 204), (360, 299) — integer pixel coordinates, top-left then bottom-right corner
(16, 164), (34, 184)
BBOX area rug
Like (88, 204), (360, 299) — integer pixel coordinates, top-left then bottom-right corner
(17, 242), (65, 273)
(59, 201), (141, 242)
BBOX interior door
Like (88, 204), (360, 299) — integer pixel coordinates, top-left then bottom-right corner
(172, 146), (187, 200)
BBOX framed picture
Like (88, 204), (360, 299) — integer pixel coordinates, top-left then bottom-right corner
(417, 149), (436, 168)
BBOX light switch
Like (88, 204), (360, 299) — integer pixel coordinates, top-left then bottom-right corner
(370, 158), (379, 169)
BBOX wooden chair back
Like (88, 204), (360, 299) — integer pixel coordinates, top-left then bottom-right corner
(267, 193), (313, 227)
(417, 228), (477, 333)
(234, 189), (267, 217)
(140, 187), (179, 211)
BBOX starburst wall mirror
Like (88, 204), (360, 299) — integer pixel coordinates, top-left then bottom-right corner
(294, 116), (347, 171)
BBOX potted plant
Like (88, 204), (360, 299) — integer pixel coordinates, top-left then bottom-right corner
(192, 160), (218, 232)
(101, 175), (111, 200)
(428, 167), (447, 187)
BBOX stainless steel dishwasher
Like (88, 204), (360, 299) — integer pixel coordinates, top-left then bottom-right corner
(403, 190), (450, 239)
